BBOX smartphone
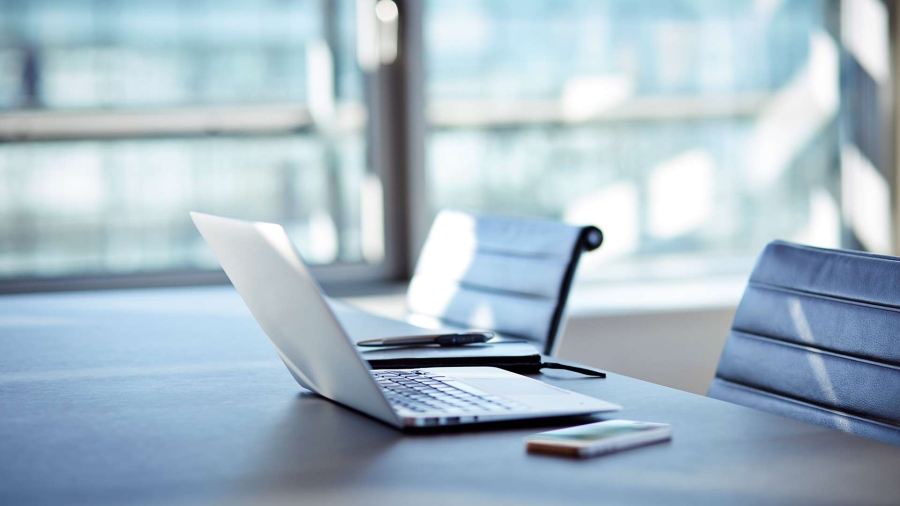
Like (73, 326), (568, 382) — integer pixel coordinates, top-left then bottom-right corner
(525, 419), (671, 458)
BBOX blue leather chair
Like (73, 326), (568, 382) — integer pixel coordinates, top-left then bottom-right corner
(406, 210), (602, 356)
(709, 240), (900, 445)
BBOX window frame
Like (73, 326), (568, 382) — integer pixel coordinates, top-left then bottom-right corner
(0, 0), (416, 293)
(2, 0), (899, 294)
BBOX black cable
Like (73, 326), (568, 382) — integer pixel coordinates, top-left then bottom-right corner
(539, 362), (606, 378)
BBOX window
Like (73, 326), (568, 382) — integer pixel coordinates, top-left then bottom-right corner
(0, 0), (383, 283)
(1, 0), (895, 291)
(422, 0), (847, 277)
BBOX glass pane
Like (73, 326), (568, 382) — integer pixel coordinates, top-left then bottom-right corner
(0, 0), (378, 279)
(0, 0), (364, 109)
(424, 0), (841, 273)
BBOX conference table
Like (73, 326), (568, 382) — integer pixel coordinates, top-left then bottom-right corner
(2, 286), (899, 505)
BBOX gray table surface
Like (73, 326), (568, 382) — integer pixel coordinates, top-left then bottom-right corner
(2, 286), (899, 506)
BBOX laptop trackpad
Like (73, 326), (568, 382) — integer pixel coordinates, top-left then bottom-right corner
(463, 377), (568, 397)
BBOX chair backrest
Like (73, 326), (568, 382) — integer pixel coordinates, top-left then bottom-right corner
(406, 210), (602, 355)
(709, 240), (900, 445)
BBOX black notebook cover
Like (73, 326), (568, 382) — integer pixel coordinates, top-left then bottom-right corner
(359, 341), (545, 374)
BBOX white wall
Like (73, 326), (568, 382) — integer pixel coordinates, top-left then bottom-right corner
(557, 307), (736, 395)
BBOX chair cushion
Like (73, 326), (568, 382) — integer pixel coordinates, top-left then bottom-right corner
(709, 240), (900, 445)
(406, 210), (595, 349)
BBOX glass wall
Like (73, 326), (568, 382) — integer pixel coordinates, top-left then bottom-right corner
(0, 0), (880, 287)
(0, 0), (374, 279)
(424, 0), (841, 274)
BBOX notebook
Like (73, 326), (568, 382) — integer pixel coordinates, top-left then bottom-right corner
(329, 299), (603, 377)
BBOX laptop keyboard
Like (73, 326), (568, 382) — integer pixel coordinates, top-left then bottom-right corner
(373, 370), (526, 414)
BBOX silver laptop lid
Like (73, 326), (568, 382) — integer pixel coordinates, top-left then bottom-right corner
(190, 212), (400, 427)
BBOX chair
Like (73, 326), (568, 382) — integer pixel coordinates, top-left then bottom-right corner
(709, 240), (900, 445)
(405, 209), (603, 356)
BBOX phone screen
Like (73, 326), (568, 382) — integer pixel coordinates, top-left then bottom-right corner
(528, 420), (669, 444)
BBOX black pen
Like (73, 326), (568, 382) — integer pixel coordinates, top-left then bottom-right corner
(356, 331), (495, 347)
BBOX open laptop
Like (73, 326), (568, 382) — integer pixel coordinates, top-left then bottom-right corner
(191, 212), (620, 428)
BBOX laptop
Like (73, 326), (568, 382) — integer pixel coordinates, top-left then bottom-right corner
(191, 212), (620, 428)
